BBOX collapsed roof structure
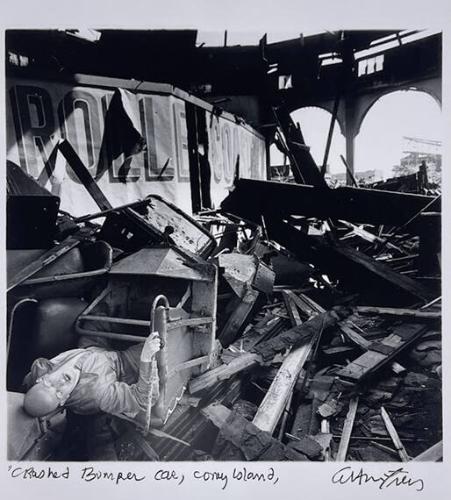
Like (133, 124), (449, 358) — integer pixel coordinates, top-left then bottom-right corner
(5, 29), (442, 462)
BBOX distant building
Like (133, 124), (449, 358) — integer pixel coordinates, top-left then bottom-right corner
(392, 136), (442, 185)
(331, 169), (384, 186)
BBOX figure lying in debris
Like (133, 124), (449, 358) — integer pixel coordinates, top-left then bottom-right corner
(22, 333), (161, 426)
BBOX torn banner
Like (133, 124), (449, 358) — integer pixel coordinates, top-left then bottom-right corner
(96, 88), (146, 183)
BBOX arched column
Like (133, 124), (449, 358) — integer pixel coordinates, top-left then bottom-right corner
(289, 76), (441, 185)
(315, 78), (442, 185)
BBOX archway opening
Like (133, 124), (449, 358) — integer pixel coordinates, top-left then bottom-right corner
(355, 90), (442, 185)
(269, 106), (346, 184)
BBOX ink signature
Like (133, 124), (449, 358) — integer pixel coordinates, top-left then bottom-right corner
(332, 466), (424, 491)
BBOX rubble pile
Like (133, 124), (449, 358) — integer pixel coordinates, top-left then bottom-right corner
(7, 134), (442, 463)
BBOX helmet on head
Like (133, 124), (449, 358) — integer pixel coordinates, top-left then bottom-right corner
(23, 383), (60, 417)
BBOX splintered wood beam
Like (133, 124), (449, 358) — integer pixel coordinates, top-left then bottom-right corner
(332, 244), (433, 303)
(58, 139), (111, 211)
(276, 291), (304, 441)
(355, 306), (440, 320)
(335, 396), (359, 461)
(220, 178), (440, 228)
(252, 338), (316, 434)
(264, 219), (434, 304)
(218, 289), (260, 347)
(284, 291), (319, 318)
(190, 310), (339, 394)
(339, 220), (406, 254)
(339, 320), (405, 374)
(381, 406), (410, 462)
(337, 323), (427, 383)
(273, 106), (328, 188)
(253, 310), (344, 362)
(420, 296), (441, 310)
(290, 293), (406, 374)
(412, 441), (443, 462)
(282, 291), (303, 326)
(189, 352), (261, 394)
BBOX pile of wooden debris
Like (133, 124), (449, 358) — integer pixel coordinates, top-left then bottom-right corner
(7, 135), (441, 463)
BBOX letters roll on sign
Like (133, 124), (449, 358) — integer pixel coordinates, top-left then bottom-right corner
(6, 75), (266, 216)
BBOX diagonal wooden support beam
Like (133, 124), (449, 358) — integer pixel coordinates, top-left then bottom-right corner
(381, 406), (410, 462)
(335, 396), (359, 461)
(251, 305), (327, 435)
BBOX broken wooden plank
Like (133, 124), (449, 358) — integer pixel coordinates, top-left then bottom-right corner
(335, 396), (359, 461)
(337, 323), (428, 383)
(333, 243), (434, 303)
(355, 306), (440, 320)
(291, 293), (406, 374)
(412, 441), (442, 462)
(420, 296), (441, 310)
(284, 290), (319, 318)
(339, 220), (406, 254)
(58, 139), (112, 211)
(189, 352), (260, 394)
(339, 320), (371, 349)
(291, 294), (368, 349)
(339, 322), (405, 375)
(282, 291), (303, 326)
(273, 106), (328, 188)
(221, 178), (441, 227)
(250, 307), (340, 435)
(253, 308), (348, 362)
(190, 309), (344, 394)
(218, 289), (260, 347)
(253, 343), (314, 435)
(264, 219), (434, 304)
(273, 291), (305, 440)
(380, 406), (410, 462)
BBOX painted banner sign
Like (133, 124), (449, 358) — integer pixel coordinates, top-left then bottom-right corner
(6, 76), (266, 216)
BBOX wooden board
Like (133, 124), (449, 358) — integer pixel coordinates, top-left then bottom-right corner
(264, 219), (434, 305)
(381, 406), (410, 462)
(337, 323), (428, 383)
(335, 396), (359, 461)
(221, 177), (440, 227)
(355, 306), (440, 320)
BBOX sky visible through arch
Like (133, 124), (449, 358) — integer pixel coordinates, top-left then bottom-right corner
(195, 31), (442, 181)
(271, 90), (442, 179)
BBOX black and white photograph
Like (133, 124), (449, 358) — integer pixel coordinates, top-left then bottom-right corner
(2, 1), (450, 498)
